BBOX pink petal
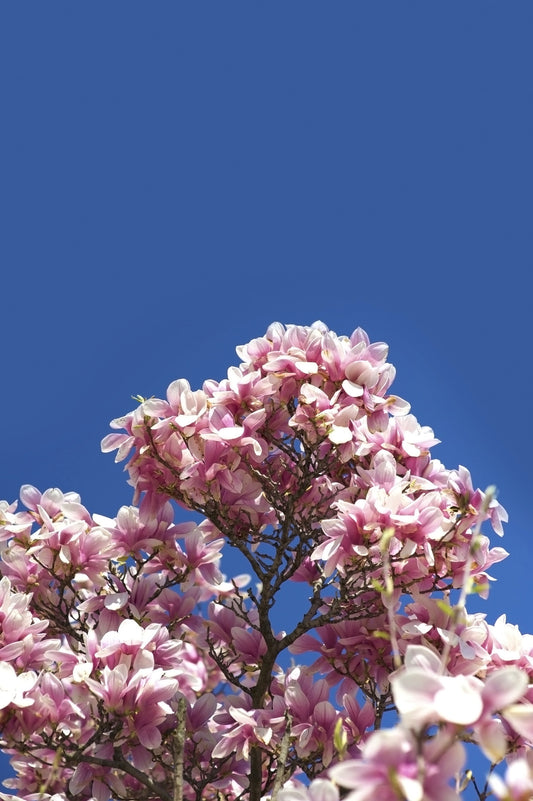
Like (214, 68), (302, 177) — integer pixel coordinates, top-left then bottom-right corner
(503, 704), (533, 742)
(137, 724), (162, 749)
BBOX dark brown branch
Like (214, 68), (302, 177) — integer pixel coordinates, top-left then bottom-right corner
(249, 745), (264, 801)
(80, 754), (172, 801)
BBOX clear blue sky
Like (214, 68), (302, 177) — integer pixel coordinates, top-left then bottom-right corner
(1, 2), (532, 790)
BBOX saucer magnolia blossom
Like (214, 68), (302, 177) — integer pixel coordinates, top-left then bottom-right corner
(0, 321), (528, 801)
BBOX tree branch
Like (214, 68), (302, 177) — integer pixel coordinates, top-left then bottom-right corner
(172, 696), (187, 801)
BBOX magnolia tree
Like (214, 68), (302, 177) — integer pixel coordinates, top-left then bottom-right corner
(0, 321), (532, 801)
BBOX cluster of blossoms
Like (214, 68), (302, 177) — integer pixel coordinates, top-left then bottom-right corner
(0, 322), (529, 801)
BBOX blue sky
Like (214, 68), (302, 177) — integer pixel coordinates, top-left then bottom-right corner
(1, 2), (532, 791)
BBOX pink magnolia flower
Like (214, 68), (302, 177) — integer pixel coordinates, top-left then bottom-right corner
(211, 700), (279, 760)
(278, 778), (340, 801)
(329, 726), (465, 801)
(392, 643), (533, 761)
(0, 662), (36, 710)
(391, 644), (486, 728)
(489, 755), (533, 800)
(486, 615), (533, 672)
